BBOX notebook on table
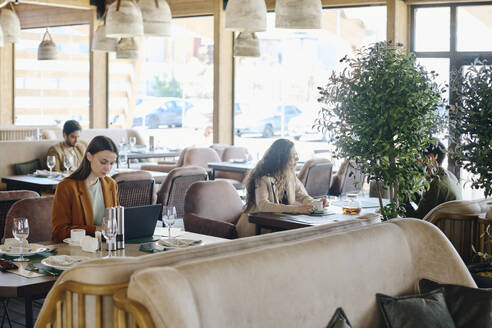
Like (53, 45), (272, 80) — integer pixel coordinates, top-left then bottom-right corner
(124, 204), (161, 241)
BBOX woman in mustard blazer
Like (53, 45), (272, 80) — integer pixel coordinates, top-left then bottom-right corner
(51, 136), (119, 242)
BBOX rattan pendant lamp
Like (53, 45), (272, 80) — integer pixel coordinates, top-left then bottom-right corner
(0, 3), (20, 43)
(92, 9), (117, 52)
(139, 0), (172, 37)
(116, 37), (138, 59)
(234, 32), (260, 57)
(225, 0), (267, 32)
(275, 0), (322, 29)
(37, 29), (58, 60)
(106, 0), (143, 38)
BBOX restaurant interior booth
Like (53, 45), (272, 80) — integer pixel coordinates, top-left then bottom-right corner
(0, 0), (491, 327)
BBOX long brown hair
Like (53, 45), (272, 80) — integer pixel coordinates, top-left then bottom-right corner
(69, 136), (118, 181)
(244, 138), (294, 211)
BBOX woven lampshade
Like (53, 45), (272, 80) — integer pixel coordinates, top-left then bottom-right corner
(275, 0), (322, 29)
(225, 0), (266, 32)
(116, 37), (138, 59)
(92, 24), (118, 52)
(106, 0), (144, 38)
(139, 0), (172, 37)
(0, 7), (20, 43)
(234, 32), (260, 57)
(37, 29), (58, 60)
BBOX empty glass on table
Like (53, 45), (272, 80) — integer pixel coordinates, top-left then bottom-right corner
(102, 215), (118, 257)
(129, 137), (136, 151)
(47, 156), (56, 178)
(162, 206), (176, 242)
(12, 217), (29, 262)
(63, 154), (73, 176)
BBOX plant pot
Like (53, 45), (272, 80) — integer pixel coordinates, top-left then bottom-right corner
(467, 263), (492, 288)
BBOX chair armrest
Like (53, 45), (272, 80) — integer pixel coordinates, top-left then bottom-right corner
(183, 212), (237, 239)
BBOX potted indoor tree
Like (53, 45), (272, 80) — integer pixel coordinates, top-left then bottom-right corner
(316, 41), (445, 220)
(452, 59), (492, 286)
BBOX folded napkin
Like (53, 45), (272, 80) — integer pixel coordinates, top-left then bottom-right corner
(80, 236), (99, 253)
(35, 169), (51, 176)
(44, 255), (83, 267)
(158, 238), (202, 248)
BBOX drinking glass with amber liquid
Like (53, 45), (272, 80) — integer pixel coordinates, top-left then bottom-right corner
(342, 194), (361, 215)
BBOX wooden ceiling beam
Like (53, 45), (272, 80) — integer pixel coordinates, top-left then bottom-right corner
(16, 0), (91, 9)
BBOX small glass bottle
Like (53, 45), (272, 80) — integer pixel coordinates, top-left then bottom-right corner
(342, 193), (362, 215)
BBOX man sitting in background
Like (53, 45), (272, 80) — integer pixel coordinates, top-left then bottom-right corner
(46, 120), (87, 171)
(406, 139), (462, 219)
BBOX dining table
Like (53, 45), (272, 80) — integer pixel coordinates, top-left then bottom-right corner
(121, 149), (181, 168)
(0, 227), (225, 328)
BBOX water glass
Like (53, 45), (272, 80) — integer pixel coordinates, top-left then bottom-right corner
(102, 216), (118, 257)
(162, 206), (176, 242)
(12, 218), (29, 262)
(129, 136), (136, 151)
(63, 154), (73, 175)
(118, 152), (128, 168)
(46, 156), (56, 178)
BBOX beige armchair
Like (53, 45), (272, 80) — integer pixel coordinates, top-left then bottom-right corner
(297, 158), (332, 197)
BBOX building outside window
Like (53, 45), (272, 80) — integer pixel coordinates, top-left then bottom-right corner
(233, 7), (386, 162)
(14, 25), (90, 128)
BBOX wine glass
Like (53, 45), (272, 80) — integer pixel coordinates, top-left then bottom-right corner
(118, 152), (128, 168)
(102, 216), (118, 257)
(63, 154), (73, 176)
(162, 206), (176, 242)
(129, 136), (136, 151)
(46, 156), (56, 178)
(12, 218), (29, 262)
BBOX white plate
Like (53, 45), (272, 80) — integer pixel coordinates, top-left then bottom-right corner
(41, 255), (90, 271)
(63, 238), (80, 246)
(0, 243), (48, 256)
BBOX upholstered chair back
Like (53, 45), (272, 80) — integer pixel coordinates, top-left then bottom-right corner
(0, 190), (39, 241)
(183, 180), (243, 239)
(2, 196), (53, 243)
(209, 143), (229, 159)
(113, 171), (154, 207)
(297, 158), (332, 197)
(423, 198), (491, 264)
(215, 146), (250, 185)
(156, 166), (208, 218)
(182, 147), (220, 170)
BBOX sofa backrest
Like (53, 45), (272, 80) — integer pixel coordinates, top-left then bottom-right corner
(79, 128), (144, 145)
(0, 125), (62, 141)
(0, 140), (62, 190)
(127, 219), (475, 328)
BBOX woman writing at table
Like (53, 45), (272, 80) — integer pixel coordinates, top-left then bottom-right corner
(236, 138), (327, 237)
(51, 136), (119, 242)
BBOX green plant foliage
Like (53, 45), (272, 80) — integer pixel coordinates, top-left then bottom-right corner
(450, 59), (492, 197)
(150, 75), (183, 98)
(316, 41), (445, 220)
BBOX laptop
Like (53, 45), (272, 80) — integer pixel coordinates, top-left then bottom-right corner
(124, 204), (161, 241)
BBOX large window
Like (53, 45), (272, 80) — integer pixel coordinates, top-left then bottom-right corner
(14, 25), (90, 127)
(411, 3), (492, 199)
(108, 16), (214, 149)
(233, 6), (386, 161)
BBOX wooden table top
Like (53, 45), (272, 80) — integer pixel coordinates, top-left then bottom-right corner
(0, 228), (226, 298)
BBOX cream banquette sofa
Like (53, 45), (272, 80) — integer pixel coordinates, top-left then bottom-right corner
(36, 218), (475, 327)
(35, 216), (379, 327)
(123, 219), (475, 328)
(0, 128), (143, 190)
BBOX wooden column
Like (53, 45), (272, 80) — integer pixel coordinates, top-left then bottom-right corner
(0, 44), (14, 125)
(387, 0), (409, 49)
(89, 9), (108, 128)
(213, 0), (234, 144)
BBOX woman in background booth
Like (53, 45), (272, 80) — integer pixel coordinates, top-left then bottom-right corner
(236, 138), (327, 237)
(51, 136), (119, 241)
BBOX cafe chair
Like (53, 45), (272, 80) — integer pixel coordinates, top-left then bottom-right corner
(2, 196), (53, 243)
(210, 143), (230, 159)
(423, 199), (491, 264)
(0, 190), (39, 241)
(156, 166), (208, 218)
(329, 160), (365, 196)
(113, 170), (154, 207)
(297, 158), (333, 198)
(183, 147), (221, 170)
(215, 146), (251, 189)
(183, 180), (243, 239)
(141, 147), (190, 173)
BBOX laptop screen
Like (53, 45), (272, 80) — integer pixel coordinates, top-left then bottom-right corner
(124, 204), (161, 240)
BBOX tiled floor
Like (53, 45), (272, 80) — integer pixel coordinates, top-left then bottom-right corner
(1, 298), (43, 328)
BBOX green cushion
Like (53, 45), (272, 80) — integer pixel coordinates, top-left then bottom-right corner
(326, 307), (352, 328)
(14, 159), (41, 175)
(419, 278), (492, 328)
(376, 288), (455, 328)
